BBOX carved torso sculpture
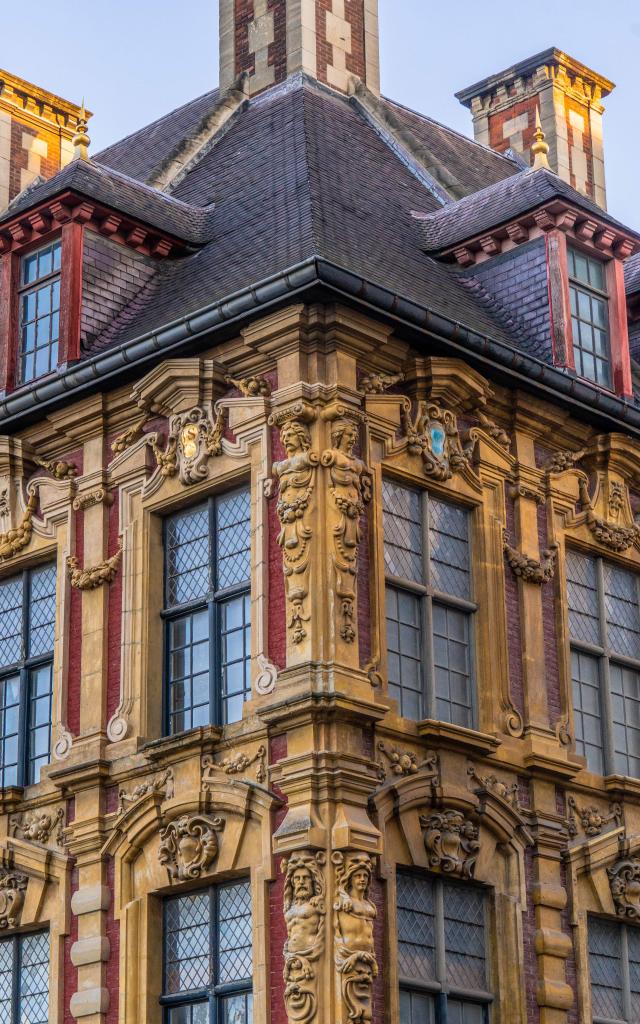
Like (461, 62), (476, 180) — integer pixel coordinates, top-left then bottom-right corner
(332, 852), (378, 1023)
(282, 851), (326, 1024)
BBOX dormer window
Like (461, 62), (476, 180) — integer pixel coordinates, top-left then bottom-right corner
(568, 247), (611, 388)
(18, 239), (62, 384)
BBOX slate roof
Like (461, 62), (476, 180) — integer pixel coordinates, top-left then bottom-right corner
(417, 166), (638, 253)
(626, 252), (640, 296)
(0, 158), (216, 245)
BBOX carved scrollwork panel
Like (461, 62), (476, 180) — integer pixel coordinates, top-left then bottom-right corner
(118, 768), (174, 816)
(11, 807), (65, 847)
(0, 870), (28, 929)
(419, 809), (480, 879)
(608, 858), (640, 919)
(401, 400), (474, 481)
(158, 813), (224, 882)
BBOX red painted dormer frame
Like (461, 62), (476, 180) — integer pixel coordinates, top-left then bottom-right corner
(0, 190), (190, 395)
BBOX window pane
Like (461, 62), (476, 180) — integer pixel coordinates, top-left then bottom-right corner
(218, 880), (252, 984)
(386, 586), (423, 720)
(164, 891), (211, 995)
(397, 873), (436, 983)
(168, 1006), (209, 1024)
(28, 663), (53, 784)
(400, 989), (435, 1024)
(0, 575), (24, 668)
(221, 594), (251, 724)
(433, 603), (472, 728)
(571, 650), (604, 774)
(444, 881), (487, 992)
(589, 918), (625, 1021)
(605, 564), (640, 659)
(0, 673), (21, 788)
(19, 932), (50, 1024)
(447, 1000), (486, 1024)
(566, 552), (601, 646)
(166, 506), (211, 607)
(610, 663), (640, 778)
(0, 935), (13, 1020)
(168, 610), (210, 734)
(216, 489), (251, 590)
(222, 990), (253, 1024)
(428, 499), (470, 600)
(382, 480), (424, 584)
(28, 564), (57, 657)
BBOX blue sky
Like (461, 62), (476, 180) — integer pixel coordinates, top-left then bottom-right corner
(2, 1), (637, 223)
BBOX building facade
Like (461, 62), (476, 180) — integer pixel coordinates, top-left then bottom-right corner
(0, 5), (639, 1023)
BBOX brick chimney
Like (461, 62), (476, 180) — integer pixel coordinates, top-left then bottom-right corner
(456, 48), (614, 209)
(219, 0), (380, 97)
(0, 69), (86, 213)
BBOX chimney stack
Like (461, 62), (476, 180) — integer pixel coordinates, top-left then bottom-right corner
(456, 48), (614, 209)
(219, 0), (380, 98)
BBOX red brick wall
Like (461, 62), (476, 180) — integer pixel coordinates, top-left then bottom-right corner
(538, 505), (561, 731)
(564, 96), (594, 198)
(488, 98), (537, 160)
(67, 507), (84, 737)
(234, 0), (287, 85)
(370, 873), (386, 1022)
(315, 0), (367, 86)
(268, 0), (288, 83)
(8, 119), (61, 203)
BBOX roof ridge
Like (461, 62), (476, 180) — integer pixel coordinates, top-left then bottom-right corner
(94, 87), (219, 162)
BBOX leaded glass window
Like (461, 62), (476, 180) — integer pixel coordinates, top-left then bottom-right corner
(589, 917), (640, 1023)
(0, 931), (50, 1023)
(164, 490), (251, 731)
(0, 564), (56, 787)
(568, 246), (611, 388)
(567, 551), (640, 776)
(162, 881), (253, 1023)
(397, 872), (491, 1023)
(18, 240), (62, 384)
(383, 480), (475, 724)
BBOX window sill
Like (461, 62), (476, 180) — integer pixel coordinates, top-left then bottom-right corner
(604, 774), (640, 800)
(417, 719), (500, 757)
(143, 724), (224, 763)
(0, 786), (25, 815)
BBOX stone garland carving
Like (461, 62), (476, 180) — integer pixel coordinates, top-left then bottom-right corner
(0, 492), (37, 561)
(420, 809), (480, 879)
(225, 372), (271, 397)
(467, 763), (520, 811)
(376, 742), (439, 783)
(544, 448), (586, 474)
(202, 745), (267, 786)
(67, 545), (123, 590)
(401, 400), (474, 482)
(608, 858), (640, 919)
(11, 807), (65, 847)
(158, 813), (224, 883)
(566, 795), (623, 838)
(149, 433), (178, 477)
(267, 409), (319, 645)
(332, 851), (378, 1024)
(282, 850), (326, 1024)
(72, 487), (113, 512)
(118, 768), (174, 815)
(321, 413), (372, 644)
(359, 371), (404, 395)
(33, 455), (77, 479)
(0, 870), (28, 930)
(503, 530), (558, 584)
(578, 478), (640, 553)
(111, 410), (150, 454)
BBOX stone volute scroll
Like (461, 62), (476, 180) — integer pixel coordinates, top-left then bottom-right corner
(267, 404), (319, 647)
(608, 857), (640, 919)
(158, 812), (224, 883)
(282, 850), (326, 1024)
(332, 851), (378, 1024)
(321, 408), (373, 645)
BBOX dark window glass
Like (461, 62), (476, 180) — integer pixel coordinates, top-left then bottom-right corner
(383, 481), (475, 724)
(0, 564), (56, 786)
(567, 551), (640, 777)
(18, 240), (62, 384)
(164, 490), (251, 731)
(568, 247), (611, 388)
(397, 872), (490, 1023)
(162, 881), (252, 1024)
(0, 931), (49, 1023)
(590, 917), (640, 1022)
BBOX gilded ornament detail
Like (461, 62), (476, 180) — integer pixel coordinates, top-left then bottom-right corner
(111, 411), (149, 454)
(401, 400), (473, 481)
(170, 405), (227, 485)
(33, 456), (77, 479)
(332, 851), (378, 1024)
(282, 850), (326, 1024)
(158, 813), (224, 883)
(420, 809), (480, 879)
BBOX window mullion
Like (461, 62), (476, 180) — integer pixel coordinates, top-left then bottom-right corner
(211, 886), (219, 1024)
(210, 497), (218, 727)
(596, 559), (616, 774)
(11, 935), (19, 1024)
(423, 494), (436, 721)
(435, 878), (447, 994)
(621, 925), (632, 1023)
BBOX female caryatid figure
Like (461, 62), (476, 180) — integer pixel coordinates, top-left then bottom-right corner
(332, 852), (378, 1023)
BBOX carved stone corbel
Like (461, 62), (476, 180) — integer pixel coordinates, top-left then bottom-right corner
(72, 487), (113, 512)
(476, 408), (511, 450)
(10, 807), (65, 846)
(225, 372), (271, 397)
(608, 857), (640, 918)
(332, 851), (378, 1024)
(67, 545), (122, 590)
(544, 448), (586, 474)
(0, 869), (28, 929)
(321, 408), (372, 644)
(117, 768), (174, 816)
(158, 813), (224, 883)
(202, 745), (266, 785)
(503, 531), (558, 584)
(268, 404), (319, 646)
(420, 809), (480, 879)
(359, 371), (404, 395)
(282, 850), (326, 1024)
(111, 410), (150, 454)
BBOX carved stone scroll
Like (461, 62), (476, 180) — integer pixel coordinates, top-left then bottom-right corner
(255, 654), (278, 695)
(567, 796), (623, 838)
(118, 768), (174, 815)
(608, 858), (640, 919)
(67, 545), (122, 590)
(321, 412), (372, 644)
(401, 400), (473, 481)
(467, 763), (520, 810)
(202, 745), (266, 785)
(268, 406), (319, 646)
(332, 851), (378, 1024)
(420, 809), (480, 879)
(11, 807), (65, 846)
(282, 850), (326, 1024)
(33, 456), (77, 479)
(158, 813), (224, 882)
(503, 531), (558, 584)
(0, 870), (28, 929)
(72, 487), (113, 512)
